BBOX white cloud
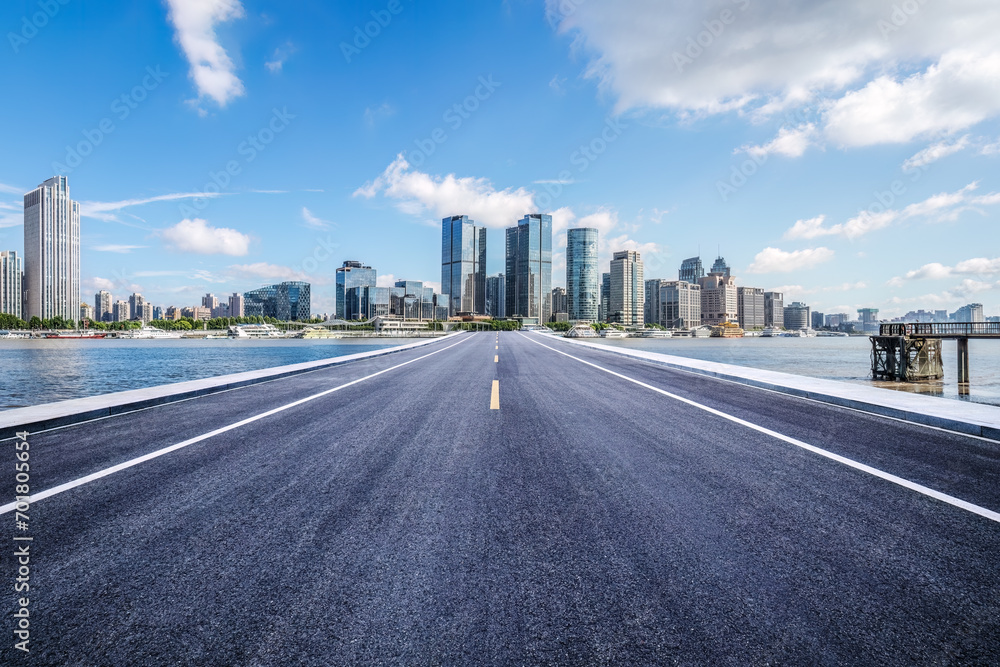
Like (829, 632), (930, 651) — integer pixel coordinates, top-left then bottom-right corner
(80, 192), (229, 220)
(551, 1), (1000, 146)
(739, 124), (817, 159)
(889, 257), (1000, 285)
(161, 218), (251, 255)
(824, 51), (1000, 147)
(0, 211), (21, 228)
(747, 247), (834, 273)
(784, 182), (1000, 240)
(901, 135), (970, 170)
(0, 183), (23, 195)
(376, 274), (397, 288)
(301, 207), (331, 229)
(355, 154), (536, 228)
(92, 245), (147, 253)
(983, 139), (1000, 156)
(363, 103), (395, 128)
(265, 43), (295, 73)
(164, 0), (246, 107)
(228, 262), (306, 281)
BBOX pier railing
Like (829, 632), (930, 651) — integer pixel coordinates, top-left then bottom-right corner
(879, 322), (1000, 338)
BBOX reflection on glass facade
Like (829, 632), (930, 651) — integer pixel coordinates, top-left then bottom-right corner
(441, 215), (486, 315)
(1, 251), (23, 319)
(505, 214), (552, 323)
(485, 273), (505, 319)
(244, 281), (311, 321)
(566, 227), (598, 322)
(600, 272), (610, 322)
(335, 261), (376, 319)
(346, 285), (390, 320)
(679, 256), (704, 283)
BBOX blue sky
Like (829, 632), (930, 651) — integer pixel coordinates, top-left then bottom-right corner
(1, 0), (998, 317)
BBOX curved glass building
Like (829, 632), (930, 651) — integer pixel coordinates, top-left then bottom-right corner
(566, 228), (598, 323)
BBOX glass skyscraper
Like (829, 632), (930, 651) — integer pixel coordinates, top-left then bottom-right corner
(244, 281), (311, 321)
(505, 214), (552, 324)
(609, 250), (644, 326)
(335, 261), (376, 320)
(678, 256), (704, 283)
(485, 273), (505, 319)
(23, 176), (80, 321)
(1, 250), (22, 319)
(566, 227), (598, 322)
(441, 215), (486, 315)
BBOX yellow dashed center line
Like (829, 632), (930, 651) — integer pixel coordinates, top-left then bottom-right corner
(494, 355), (498, 363)
(490, 380), (500, 409)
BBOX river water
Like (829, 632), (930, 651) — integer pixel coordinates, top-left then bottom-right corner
(1, 335), (998, 410)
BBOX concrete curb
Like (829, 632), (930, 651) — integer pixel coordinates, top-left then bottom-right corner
(0, 333), (462, 440)
(555, 335), (1000, 441)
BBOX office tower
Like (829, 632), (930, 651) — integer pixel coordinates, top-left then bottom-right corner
(152, 306), (164, 320)
(737, 286), (765, 330)
(165, 306), (181, 320)
(784, 302), (811, 330)
(441, 215), (487, 316)
(244, 281), (312, 321)
(566, 227), (598, 322)
(505, 214), (552, 324)
(80, 303), (94, 322)
(394, 279), (423, 295)
(346, 285), (391, 320)
(645, 278), (666, 327)
(335, 261), (376, 319)
(710, 256), (731, 278)
(950, 303), (984, 322)
(811, 311), (825, 330)
(609, 250), (644, 326)
(128, 293), (145, 321)
(699, 272), (738, 325)
(485, 273), (505, 319)
(113, 300), (130, 322)
(141, 302), (153, 324)
(659, 280), (701, 329)
(1, 250), (23, 319)
(678, 256), (704, 283)
(858, 307), (881, 324)
(764, 291), (784, 328)
(551, 287), (568, 320)
(94, 290), (112, 322)
(23, 176), (80, 321)
(228, 293), (245, 318)
(202, 293), (218, 309)
(825, 313), (849, 328)
(600, 272), (610, 322)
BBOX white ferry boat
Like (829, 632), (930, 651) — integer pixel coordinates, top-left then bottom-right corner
(639, 329), (672, 338)
(760, 327), (781, 337)
(228, 323), (285, 338)
(691, 326), (713, 338)
(599, 328), (628, 338)
(119, 326), (182, 339)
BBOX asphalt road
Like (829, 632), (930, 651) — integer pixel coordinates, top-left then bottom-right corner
(4, 331), (1000, 665)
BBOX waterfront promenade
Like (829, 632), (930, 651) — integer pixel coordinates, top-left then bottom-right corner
(3, 331), (999, 664)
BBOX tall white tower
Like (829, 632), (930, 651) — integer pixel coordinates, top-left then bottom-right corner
(23, 176), (80, 321)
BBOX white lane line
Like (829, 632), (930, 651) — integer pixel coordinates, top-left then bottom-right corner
(0, 335), (474, 515)
(520, 333), (1000, 524)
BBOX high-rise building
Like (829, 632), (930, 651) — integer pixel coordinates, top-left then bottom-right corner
(699, 273), (737, 325)
(551, 287), (568, 320)
(441, 215), (487, 316)
(335, 261), (376, 320)
(950, 303), (984, 322)
(346, 285), (391, 320)
(659, 280), (701, 329)
(784, 302), (811, 330)
(1, 250), (23, 319)
(678, 256), (704, 283)
(811, 311), (825, 329)
(764, 291), (784, 328)
(202, 293), (218, 309)
(128, 293), (145, 321)
(858, 307), (880, 325)
(825, 313), (849, 328)
(94, 290), (112, 322)
(113, 300), (130, 322)
(244, 281), (312, 321)
(609, 250), (644, 326)
(485, 273), (505, 319)
(80, 303), (94, 322)
(599, 272), (611, 322)
(141, 302), (153, 324)
(645, 279), (666, 327)
(152, 306), (164, 321)
(505, 214), (552, 324)
(228, 293), (245, 318)
(737, 286), (765, 330)
(566, 227), (598, 323)
(23, 176), (80, 321)
(710, 256), (731, 278)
